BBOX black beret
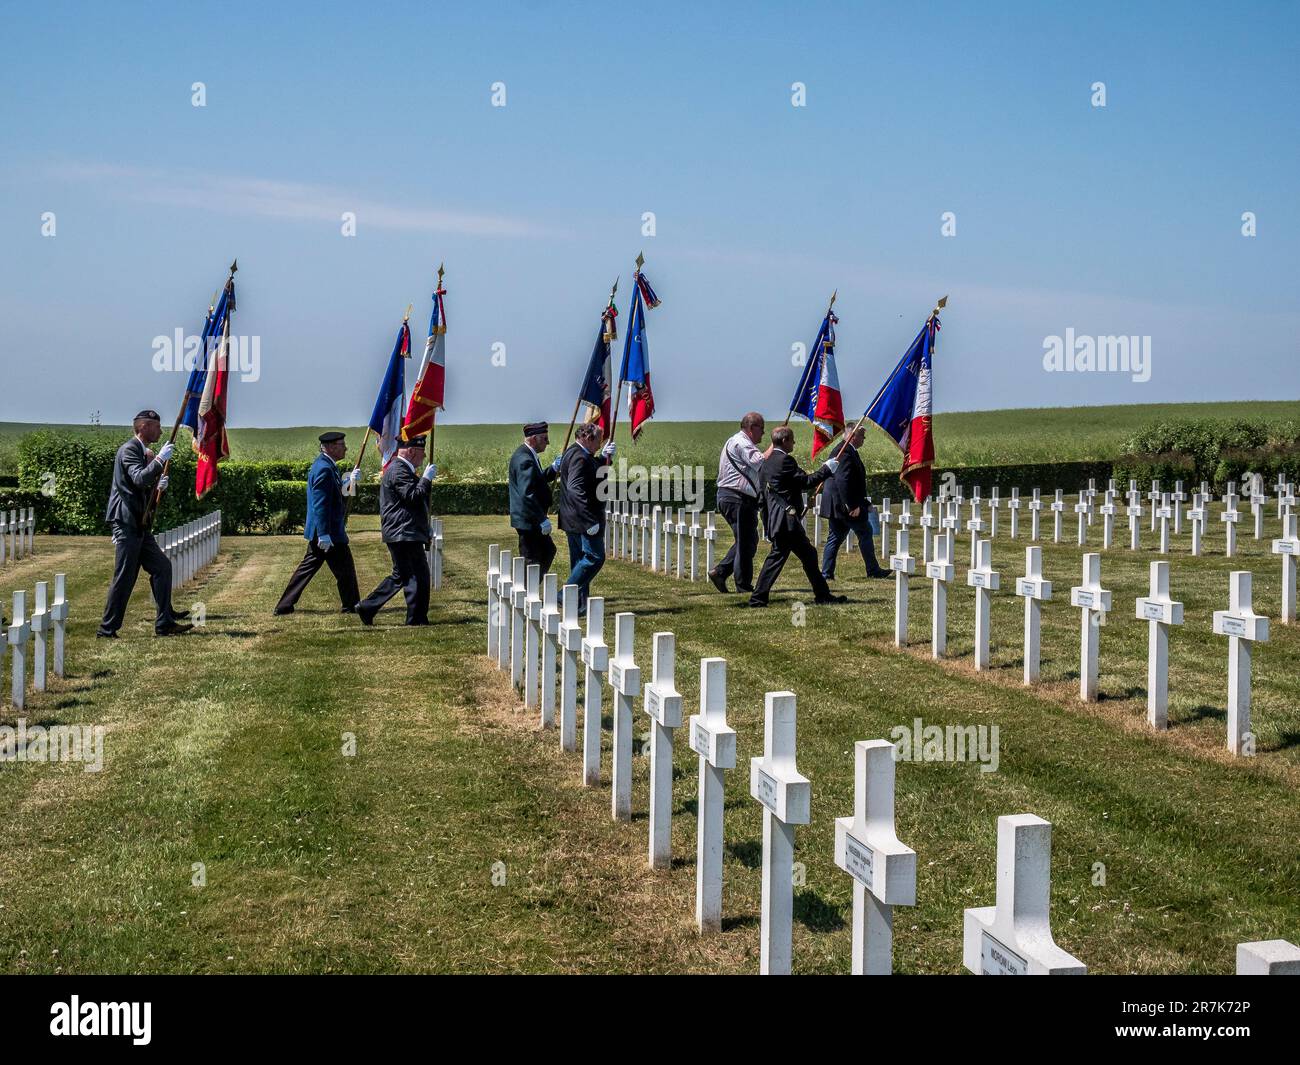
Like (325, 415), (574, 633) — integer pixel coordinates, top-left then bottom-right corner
(319, 431), (346, 444)
(135, 409), (161, 422)
(403, 435), (427, 448)
(523, 421), (549, 436)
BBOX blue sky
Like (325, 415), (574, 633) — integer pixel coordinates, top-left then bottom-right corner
(1, 0), (1297, 427)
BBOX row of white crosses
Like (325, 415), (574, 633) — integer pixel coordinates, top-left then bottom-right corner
(0, 507), (37, 564)
(158, 511), (221, 586)
(426, 517), (444, 591)
(603, 501), (718, 582)
(6, 574), (69, 710)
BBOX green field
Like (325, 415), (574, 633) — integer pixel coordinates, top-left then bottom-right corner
(1, 501), (1296, 973)
(4, 399), (1298, 480)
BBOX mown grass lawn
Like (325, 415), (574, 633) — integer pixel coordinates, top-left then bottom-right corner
(0, 503), (1296, 974)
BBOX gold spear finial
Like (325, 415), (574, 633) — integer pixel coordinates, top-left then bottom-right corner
(829, 289), (838, 310)
(609, 275), (619, 301)
(403, 303), (413, 322)
(229, 259), (238, 275)
(932, 294), (948, 318)
(436, 262), (445, 288)
(635, 250), (645, 271)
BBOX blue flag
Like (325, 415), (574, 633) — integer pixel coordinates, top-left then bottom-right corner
(368, 321), (411, 467)
(180, 288), (231, 434)
(863, 323), (928, 447)
(788, 314), (833, 425)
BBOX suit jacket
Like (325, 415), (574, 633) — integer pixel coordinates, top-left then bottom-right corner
(305, 453), (349, 546)
(508, 444), (556, 531)
(104, 437), (163, 534)
(379, 458), (432, 544)
(557, 443), (604, 534)
(821, 445), (869, 521)
(759, 449), (833, 537)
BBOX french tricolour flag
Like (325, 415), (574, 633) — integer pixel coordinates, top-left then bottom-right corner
(368, 321), (410, 468)
(864, 314), (939, 502)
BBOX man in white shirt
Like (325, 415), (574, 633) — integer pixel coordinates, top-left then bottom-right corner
(709, 411), (772, 593)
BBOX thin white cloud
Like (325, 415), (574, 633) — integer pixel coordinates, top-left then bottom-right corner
(45, 161), (559, 238)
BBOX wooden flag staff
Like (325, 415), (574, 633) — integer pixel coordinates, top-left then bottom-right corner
(562, 275), (619, 454)
(144, 260), (236, 529)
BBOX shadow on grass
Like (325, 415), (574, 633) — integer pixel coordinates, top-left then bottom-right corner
(794, 889), (846, 932)
(728, 839), (762, 869)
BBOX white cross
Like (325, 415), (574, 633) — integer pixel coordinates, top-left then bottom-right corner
(1148, 480), (1162, 531)
(1237, 940), (1300, 975)
(509, 556), (527, 691)
(988, 487), (1000, 538)
(1008, 487), (1021, 539)
(919, 499), (936, 564)
(966, 500), (986, 569)
(750, 691), (811, 976)
(523, 563), (542, 711)
(1157, 492), (1173, 554)
(26, 507), (36, 555)
(926, 529), (955, 659)
(1070, 552), (1112, 702)
(648, 504), (661, 572)
(1127, 493), (1143, 551)
(539, 573), (560, 729)
(1172, 481), (1187, 535)
(898, 499), (913, 532)
(0, 512), (6, 564)
(1136, 561), (1184, 730)
(1099, 490), (1117, 549)
(643, 631), (682, 869)
(1073, 492), (1091, 546)
(486, 546), (501, 660)
(691, 657), (736, 933)
(557, 583), (582, 753)
(1221, 493), (1241, 557)
(1213, 571), (1269, 756)
(1016, 546), (1052, 685)
(880, 497), (893, 539)
(8, 508), (17, 560)
(30, 580), (51, 693)
(962, 814), (1087, 975)
(661, 507), (674, 573)
(608, 612), (641, 820)
(627, 501), (638, 562)
(1050, 489), (1065, 544)
(810, 495), (821, 548)
(51, 573), (68, 679)
(675, 508), (686, 578)
(834, 739), (916, 975)
(8, 590), (30, 711)
(1032, 487), (1048, 542)
(1188, 493), (1207, 556)
(431, 517), (444, 590)
(704, 511), (717, 574)
(890, 528), (916, 648)
(688, 511), (700, 581)
(1251, 488), (1267, 540)
(494, 549), (513, 672)
(967, 539), (1001, 671)
(1277, 473), (1290, 519)
(580, 597), (607, 786)
(1272, 512), (1299, 624)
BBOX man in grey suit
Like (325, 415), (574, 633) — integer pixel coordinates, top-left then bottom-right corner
(356, 436), (438, 626)
(96, 409), (193, 638)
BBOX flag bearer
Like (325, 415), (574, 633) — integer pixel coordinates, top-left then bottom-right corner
(96, 409), (194, 638)
(274, 431), (361, 616)
(709, 411), (771, 594)
(356, 436), (437, 625)
(557, 422), (616, 614)
(820, 425), (888, 581)
(508, 421), (561, 575)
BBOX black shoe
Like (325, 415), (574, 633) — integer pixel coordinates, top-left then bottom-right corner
(156, 621), (194, 636)
(741, 600), (768, 609)
(868, 570), (890, 579)
(356, 607), (375, 626)
(708, 569), (729, 593)
(96, 631), (119, 639)
(814, 594), (849, 605)
(735, 584), (755, 593)
(340, 605), (356, 614)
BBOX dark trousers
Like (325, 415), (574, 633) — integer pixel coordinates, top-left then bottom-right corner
(359, 541), (431, 624)
(750, 525), (832, 605)
(275, 539), (360, 613)
(822, 513), (887, 578)
(715, 488), (760, 589)
(98, 527), (177, 635)
(516, 527), (557, 575)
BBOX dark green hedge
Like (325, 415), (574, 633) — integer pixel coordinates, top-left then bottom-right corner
(1112, 418), (1300, 492)
(0, 488), (44, 525)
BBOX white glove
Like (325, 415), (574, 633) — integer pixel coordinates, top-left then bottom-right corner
(317, 534), (334, 552)
(156, 441), (175, 463)
(601, 443), (616, 458)
(422, 462), (437, 481)
(540, 518), (553, 535)
(586, 523), (600, 536)
(825, 458), (840, 473)
(348, 468), (361, 489)
(550, 455), (562, 472)
(158, 475), (169, 492)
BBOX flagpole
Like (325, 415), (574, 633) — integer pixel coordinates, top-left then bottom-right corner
(784, 288), (836, 429)
(144, 260), (236, 528)
(563, 275), (619, 453)
(348, 302), (412, 513)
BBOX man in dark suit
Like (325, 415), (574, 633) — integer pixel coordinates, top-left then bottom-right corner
(820, 425), (889, 580)
(357, 436), (437, 625)
(274, 431), (362, 615)
(508, 421), (560, 575)
(97, 409), (193, 637)
(558, 421), (616, 613)
(747, 426), (848, 608)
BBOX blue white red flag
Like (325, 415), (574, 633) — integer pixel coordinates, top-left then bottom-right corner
(368, 320), (411, 468)
(619, 270), (659, 439)
(180, 286), (229, 436)
(577, 291), (617, 434)
(403, 277), (446, 441)
(789, 311), (844, 457)
(864, 312), (940, 501)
